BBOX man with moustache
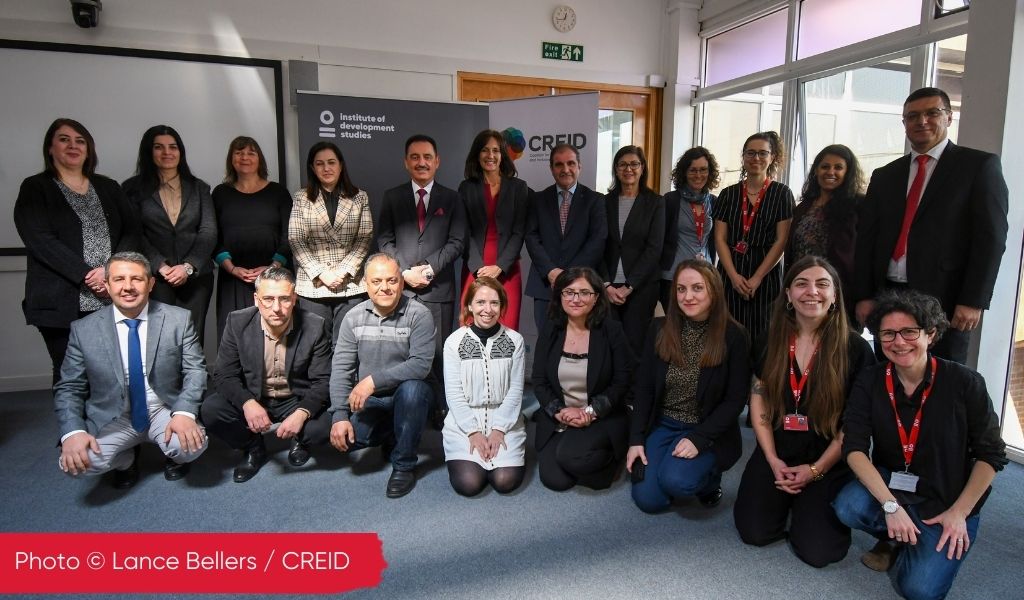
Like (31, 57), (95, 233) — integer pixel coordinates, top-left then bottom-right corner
(853, 87), (1009, 363)
(54, 251), (207, 489)
(202, 266), (334, 483)
(329, 253), (435, 498)
(525, 143), (607, 333)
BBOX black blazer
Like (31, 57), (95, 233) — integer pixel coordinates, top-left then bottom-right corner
(786, 192), (861, 316)
(524, 183), (607, 298)
(602, 189), (665, 288)
(123, 176), (217, 276)
(853, 142), (1008, 313)
(629, 318), (750, 471)
(459, 176), (530, 274)
(14, 172), (139, 328)
(531, 317), (635, 452)
(212, 306), (333, 415)
(661, 189), (716, 270)
(378, 181), (466, 302)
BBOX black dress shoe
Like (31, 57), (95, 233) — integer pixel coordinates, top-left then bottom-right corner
(112, 446), (141, 490)
(233, 441), (268, 483)
(385, 469), (416, 498)
(430, 408), (448, 431)
(164, 458), (190, 481)
(287, 439), (311, 467)
(697, 487), (723, 508)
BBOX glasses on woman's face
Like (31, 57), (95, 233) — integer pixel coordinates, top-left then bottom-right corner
(877, 327), (924, 343)
(561, 289), (596, 300)
(743, 150), (771, 159)
(616, 161), (642, 171)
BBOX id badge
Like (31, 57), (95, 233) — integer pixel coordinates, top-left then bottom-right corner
(889, 471), (919, 493)
(733, 240), (749, 255)
(783, 414), (809, 431)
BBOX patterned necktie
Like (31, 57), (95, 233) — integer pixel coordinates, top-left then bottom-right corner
(893, 154), (930, 261)
(416, 188), (427, 233)
(124, 318), (148, 432)
(559, 189), (571, 235)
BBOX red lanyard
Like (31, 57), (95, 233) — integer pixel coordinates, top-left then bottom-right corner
(885, 357), (937, 469)
(691, 201), (705, 247)
(740, 178), (771, 239)
(788, 334), (819, 414)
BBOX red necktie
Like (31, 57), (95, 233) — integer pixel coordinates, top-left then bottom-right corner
(892, 154), (930, 261)
(559, 190), (571, 235)
(416, 188), (427, 233)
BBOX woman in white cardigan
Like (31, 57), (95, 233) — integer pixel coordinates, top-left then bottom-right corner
(442, 276), (527, 496)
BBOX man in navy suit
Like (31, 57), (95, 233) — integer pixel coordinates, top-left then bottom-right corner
(525, 143), (608, 333)
(853, 87), (1009, 363)
(377, 135), (465, 417)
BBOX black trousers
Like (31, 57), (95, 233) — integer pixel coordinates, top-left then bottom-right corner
(201, 391), (331, 449)
(151, 273), (214, 348)
(413, 297), (453, 412)
(733, 446), (852, 568)
(37, 309), (92, 386)
(607, 281), (659, 358)
(298, 294), (366, 344)
(535, 411), (627, 491)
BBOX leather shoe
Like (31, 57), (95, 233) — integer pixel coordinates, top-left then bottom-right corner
(164, 458), (190, 481)
(112, 446), (141, 490)
(430, 407), (448, 431)
(861, 540), (897, 572)
(385, 469), (416, 498)
(233, 441), (268, 483)
(697, 487), (723, 508)
(288, 439), (311, 467)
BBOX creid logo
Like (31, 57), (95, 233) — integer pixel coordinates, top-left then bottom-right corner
(502, 127), (526, 160)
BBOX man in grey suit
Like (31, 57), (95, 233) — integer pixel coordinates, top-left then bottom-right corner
(202, 266), (334, 483)
(55, 252), (208, 489)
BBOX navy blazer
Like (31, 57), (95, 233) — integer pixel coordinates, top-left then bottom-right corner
(123, 175), (217, 276)
(14, 172), (139, 328)
(629, 318), (751, 471)
(853, 142), (1008, 313)
(377, 181), (466, 302)
(524, 183), (607, 298)
(459, 176), (530, 274)
(602, 189), (665, 288)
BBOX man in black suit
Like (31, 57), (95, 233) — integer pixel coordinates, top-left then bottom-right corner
(853, 87), (1009, 363)
(377, 134), (465, 416)
(202, 266), (333, 482)
(525, 143), (608, 333)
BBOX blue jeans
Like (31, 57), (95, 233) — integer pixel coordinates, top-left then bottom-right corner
(348, 380), (433, 472)
(631, 416), (720, 513)
(833, 476), (980, 600)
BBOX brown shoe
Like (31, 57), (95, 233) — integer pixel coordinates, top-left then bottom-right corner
(861, 540), (897, 572)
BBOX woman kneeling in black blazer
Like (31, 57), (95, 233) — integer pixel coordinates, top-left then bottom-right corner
(627, 259), (750, 511)
(533, 266), (634, 491)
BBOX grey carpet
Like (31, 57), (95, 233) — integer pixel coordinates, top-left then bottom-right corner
(2, 389), (1021, 599)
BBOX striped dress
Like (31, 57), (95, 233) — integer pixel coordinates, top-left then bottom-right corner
(713, 180), (795, 347)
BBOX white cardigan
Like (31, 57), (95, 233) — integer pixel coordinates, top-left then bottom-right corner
(442, 325), (525, 435)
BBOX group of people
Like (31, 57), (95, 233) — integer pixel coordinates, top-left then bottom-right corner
(19, 86), (1010, 600)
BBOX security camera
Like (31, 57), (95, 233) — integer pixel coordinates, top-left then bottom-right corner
(70, 0), (102, 29)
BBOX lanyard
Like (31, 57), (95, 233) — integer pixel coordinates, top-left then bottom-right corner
(740, 178), (771, 240)
(788, 334), (819, 414)
(885, 357), (938, 470)
(691, 201), (705, 247)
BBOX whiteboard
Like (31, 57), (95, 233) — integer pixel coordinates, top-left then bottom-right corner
(0, 41), (284, 251)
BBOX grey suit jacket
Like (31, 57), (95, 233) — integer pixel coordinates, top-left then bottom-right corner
(53, 301), (207, 438)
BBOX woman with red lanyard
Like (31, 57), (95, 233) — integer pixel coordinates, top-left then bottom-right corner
(834, 289), (1006, 600)
(713, 131), (795, 352)
(458, 129), (530, 330)
(734, 256), (874, 566)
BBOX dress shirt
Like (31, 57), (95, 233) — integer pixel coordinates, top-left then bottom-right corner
(411, 180), (435, 212)
(260, 317), (294, 400)
(887, 137), (950, 282)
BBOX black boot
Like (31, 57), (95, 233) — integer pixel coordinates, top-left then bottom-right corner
(233, 438), (267, 483)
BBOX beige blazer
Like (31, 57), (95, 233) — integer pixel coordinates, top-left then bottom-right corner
(288, 188), (373, 298)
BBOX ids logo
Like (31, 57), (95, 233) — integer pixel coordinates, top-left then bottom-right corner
(502, 127), (526, 160)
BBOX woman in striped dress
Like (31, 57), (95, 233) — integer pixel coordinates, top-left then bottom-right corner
(713, 131), (795, 352)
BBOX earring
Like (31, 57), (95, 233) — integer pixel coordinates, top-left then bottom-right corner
(786, 301), (793, 311)
(828, 303), (837, 313)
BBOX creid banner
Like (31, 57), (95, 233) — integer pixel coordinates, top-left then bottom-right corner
(0, 532), (386, 594)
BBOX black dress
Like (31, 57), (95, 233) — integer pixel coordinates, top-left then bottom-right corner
(212, 181), (292, 339)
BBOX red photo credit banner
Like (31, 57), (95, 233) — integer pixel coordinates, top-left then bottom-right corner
(0, 532), (387, 594)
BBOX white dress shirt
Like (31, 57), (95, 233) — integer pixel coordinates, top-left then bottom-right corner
(887, 136), (950, 282)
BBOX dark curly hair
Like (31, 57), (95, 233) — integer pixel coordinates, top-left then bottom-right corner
(670, 146), (721, 193)
(547, 266), (609, 329)
(866, 289), (949, 345)
(800, 144), (865, 221)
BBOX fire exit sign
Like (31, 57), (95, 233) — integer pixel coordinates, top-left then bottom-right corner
(542, 42), (583, 62)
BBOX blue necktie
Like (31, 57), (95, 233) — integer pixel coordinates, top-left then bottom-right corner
(125, 318), (148, 432)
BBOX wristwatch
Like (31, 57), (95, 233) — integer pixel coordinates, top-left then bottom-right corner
(183, 263), (195, 277)
(584, 405), (595, 417)
(882, 500), (900, 514)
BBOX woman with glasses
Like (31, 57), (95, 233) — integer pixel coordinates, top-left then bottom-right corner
(714, 131), (795, 352)
(123, 125), (217, 347)
(533, 266), (634, 491)
(660, 147), (720, 313)
(627, 259), (749, 512)
(289, 142), (373, 342)
(601, 145), (664, 355)
(733, 256), (873, 567)
(834, 289), (1005, 600)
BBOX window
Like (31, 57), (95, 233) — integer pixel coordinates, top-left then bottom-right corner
(596, 109), (633, 193)
(705, 9), (789, 87)
(700, 86), (781, 182)
(797, 0), (921, 59)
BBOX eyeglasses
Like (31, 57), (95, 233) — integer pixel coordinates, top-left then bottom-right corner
(561, 289), (596, 300)
(616, 161), (642, 171)
(257, 295), (295, 308)
(743, 150), (771, 159)
(687, 167), (709, 175)
(902, 108), (951, 123)
(877, 327), (924, 342)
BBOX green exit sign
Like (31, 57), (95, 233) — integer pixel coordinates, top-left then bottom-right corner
(542, 42), (583, 62)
